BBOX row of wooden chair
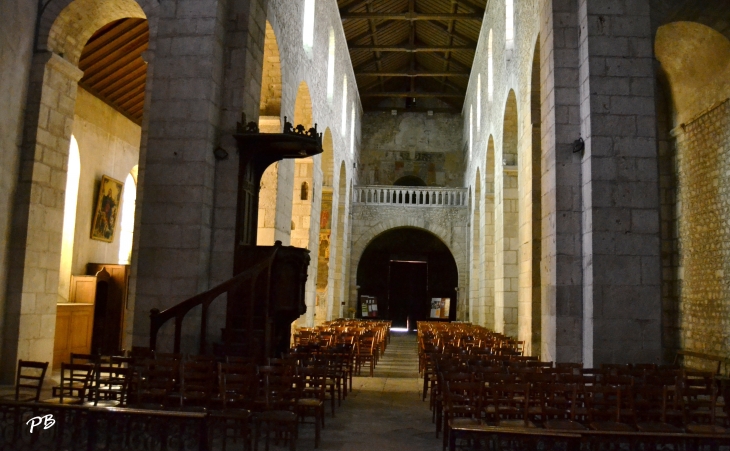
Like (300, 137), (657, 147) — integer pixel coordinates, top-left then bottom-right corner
(415, 322), (729, 450)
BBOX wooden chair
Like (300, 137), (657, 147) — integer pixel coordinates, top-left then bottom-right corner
(253, 373), (299, 451)
(355, 336), (377, 377)
(218, 362), (256, 410)
(131, 358), (177, 408)
(84, 363), (131, 407)
(179, 360), (217, 409)
(215, 363), (255, 451)
(0, 360), (48, 402)
(494, 382), (534, 428)
(295, 366), (326, 448)
(682, 373), (726, 434)
(442, 380), (482, 451)
(42, 363), (93, 405)
(583, 384), (634, 432)
(634, 384), (683, 433)
(543, 383), (587, 431)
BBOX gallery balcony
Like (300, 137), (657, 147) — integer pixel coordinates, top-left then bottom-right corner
(352, 185), (468, 207)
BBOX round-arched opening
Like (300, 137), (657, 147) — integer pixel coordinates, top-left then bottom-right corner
(356, 228), (458, 330)
(393, 175), (427, 187)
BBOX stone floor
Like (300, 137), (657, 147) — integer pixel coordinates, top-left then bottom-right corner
(0, 333), (441, 451)
(292, 332), (440, 451)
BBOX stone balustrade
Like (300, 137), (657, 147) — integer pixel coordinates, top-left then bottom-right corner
(353, 185), (468, 207)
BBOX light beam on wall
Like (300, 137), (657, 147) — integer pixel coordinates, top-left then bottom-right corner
(303, 0), (316, 56)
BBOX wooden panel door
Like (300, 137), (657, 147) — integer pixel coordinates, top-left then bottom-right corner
(53, 304), (94, 369)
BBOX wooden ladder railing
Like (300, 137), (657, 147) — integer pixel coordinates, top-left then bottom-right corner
(149, 244), (280, 354)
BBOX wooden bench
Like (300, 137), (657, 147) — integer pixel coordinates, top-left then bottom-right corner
(449, 421), (730, 451)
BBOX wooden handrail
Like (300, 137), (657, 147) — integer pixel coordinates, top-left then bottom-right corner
(149, 243), (281, 354)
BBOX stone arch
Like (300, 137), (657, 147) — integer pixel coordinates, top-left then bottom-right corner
(291, 81), (315, 249)
(518, 36), (543, 357)
(393, 175), (426, 187)
(655, 21), (730, 367)
(292, 81), (317, 325)
(495, 89), (519, 337)
(257, 21), (285, 246)
(356, 228), (459, 327)
(349, 214), (468, 320)
(260, 21), (283, 119)
(483, 136), (496, 329)
(41, 0), (154, 65)
(314, 128), (335, 323)
(351, 224), (466, 320)
(471, 168), (482, 324)
(321, 128), (334, 188)
(330, 161), (348, 319)
(3, 0), (154, 382)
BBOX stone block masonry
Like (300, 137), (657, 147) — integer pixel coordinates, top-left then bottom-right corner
(675, 100), (730, 368)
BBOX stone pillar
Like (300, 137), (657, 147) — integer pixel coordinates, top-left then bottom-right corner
(482, 194), (495, 329)
(2, 52), (83, 381)
(132, 0), (230, 351)
(539, 0), (585, 363)
(578, 0), (661, 365)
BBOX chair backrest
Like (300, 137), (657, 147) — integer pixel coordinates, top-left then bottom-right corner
(15, 360), (49, 402)
(218, 362), (256, 409)
(179, 360), (216, 407)
(59, 363), (94, 403)
(90, 364), (131, 406)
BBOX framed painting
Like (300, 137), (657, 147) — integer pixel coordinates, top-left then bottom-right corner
(91, 175), (124, 242)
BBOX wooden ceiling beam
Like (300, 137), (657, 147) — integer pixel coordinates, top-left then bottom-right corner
(360, 91), (465, 98)
(345, 20), (400, 44)
(420, 20), (478, 46)
(419, 51), (470, 72)
(349, 44), (475, 52)
(456, 0), (486, 16)
(341, 12), (483, 21)
(356, 70), (470, 77)
(338, 0), (373, 16)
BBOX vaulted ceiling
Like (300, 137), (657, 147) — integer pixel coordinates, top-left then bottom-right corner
(337, 0), (487, 112)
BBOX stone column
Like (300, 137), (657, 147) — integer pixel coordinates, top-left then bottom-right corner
(578, 0), (661, 365)
(539, 0), (585, 363)
(482, 194), (495, 329)
(132, 0), (230, 351)
(2, 52), (83, 381)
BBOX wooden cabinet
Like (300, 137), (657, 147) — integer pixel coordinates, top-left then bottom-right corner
(52, 264), (129, 368)
(53, 303), (94, 369)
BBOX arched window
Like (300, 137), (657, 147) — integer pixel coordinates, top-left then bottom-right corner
(58, 135), (81, 301)
(327, 28), (336, 102)
(469, 105), (473, 161)
(303, 0), (316, 55)
(477, 73), (482, 132)
(350, 104), (356, 156)
(488, 30), (494, 102)
(301, 181), (309, 200)
(118, 167), (137, 264)
(505, 0), (514, 50)
(341, 76), (348, 135)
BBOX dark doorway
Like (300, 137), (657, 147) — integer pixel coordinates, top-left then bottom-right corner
(388, 261), (428, 328)
(357, 228), (458, 330)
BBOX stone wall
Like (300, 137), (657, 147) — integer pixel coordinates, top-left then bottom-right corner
(358, 112), (464, 187)
(348, 203), (469, 319)
(674, 100), (730, 368)
(71, 87), (141, 277)
(0, 1), (38, 375)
